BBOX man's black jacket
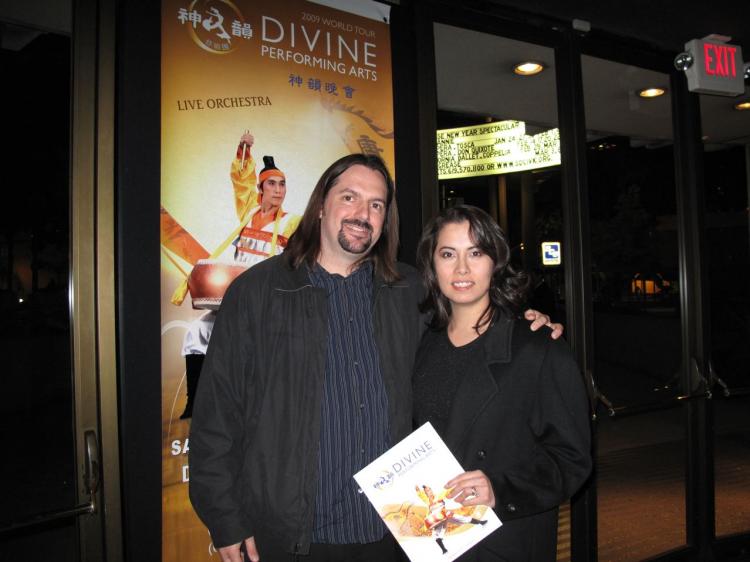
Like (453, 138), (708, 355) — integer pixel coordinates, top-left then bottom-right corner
(188, 255), (424, 553)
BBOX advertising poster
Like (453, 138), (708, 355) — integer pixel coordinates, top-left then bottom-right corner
(160, 1), (393, 559)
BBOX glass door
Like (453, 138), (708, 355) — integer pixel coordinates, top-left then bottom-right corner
(701, 90), (750, 545)
(433, 24), (565, 326)
(580, 55), (688, 560)
(432, 22), (575, 560)
(0, 1), (119, 560)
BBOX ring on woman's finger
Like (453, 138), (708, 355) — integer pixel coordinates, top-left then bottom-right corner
(470, 487), (477, 497)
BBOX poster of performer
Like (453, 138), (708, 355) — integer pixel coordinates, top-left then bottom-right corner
(160, 1), (394, 559)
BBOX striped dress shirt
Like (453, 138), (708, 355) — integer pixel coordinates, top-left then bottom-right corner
(308, 261), (391, 544)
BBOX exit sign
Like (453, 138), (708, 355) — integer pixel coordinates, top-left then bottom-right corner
(684, 36), (745, 96)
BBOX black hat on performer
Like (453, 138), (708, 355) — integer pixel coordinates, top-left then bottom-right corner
(258, 156), (285, 184)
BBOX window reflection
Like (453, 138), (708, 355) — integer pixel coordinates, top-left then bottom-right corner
(583, 55), (686, 560)
(433, 26), (571, 558)
(0, 23), (75, 529)
(702, 92), (750, 538)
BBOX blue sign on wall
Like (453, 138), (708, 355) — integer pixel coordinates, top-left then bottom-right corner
(542, 241), (561, 266)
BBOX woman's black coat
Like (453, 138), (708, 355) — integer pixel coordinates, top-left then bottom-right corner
(414, 316), (592, 562)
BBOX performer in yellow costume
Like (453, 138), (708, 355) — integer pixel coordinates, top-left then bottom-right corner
(170, 132), (301, 418)
(416, 485), (486, 556)
(221, 131), (301, 267)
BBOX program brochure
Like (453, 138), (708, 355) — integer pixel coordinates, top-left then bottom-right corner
(354, 423), (502, 562)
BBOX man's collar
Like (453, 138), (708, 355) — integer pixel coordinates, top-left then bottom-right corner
(312, 259), (373, 280)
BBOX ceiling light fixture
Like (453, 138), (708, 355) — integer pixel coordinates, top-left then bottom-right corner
(638, 87), (666, 98)
(734, 100), (750, 111)
(513, 61), (545, 76)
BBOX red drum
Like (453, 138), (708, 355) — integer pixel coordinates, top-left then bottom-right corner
(187, 259), (249, 310)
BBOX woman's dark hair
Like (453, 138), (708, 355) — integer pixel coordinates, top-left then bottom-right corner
(417, 204), (530, 332)
(285, 153), (400, 282)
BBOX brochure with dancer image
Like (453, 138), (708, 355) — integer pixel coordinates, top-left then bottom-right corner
(354, 423), (502, 562)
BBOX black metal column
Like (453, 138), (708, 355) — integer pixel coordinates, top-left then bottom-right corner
(412, 1), (440, 228)
(390, 0), (438, 265)
(670, 70), (715, 561)
(116, 1), (162, 560)
(555, 30), (598, 562)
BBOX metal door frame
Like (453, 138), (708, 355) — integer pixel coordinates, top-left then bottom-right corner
(0, 0), (120, 558)
(71, 0), (121, 559)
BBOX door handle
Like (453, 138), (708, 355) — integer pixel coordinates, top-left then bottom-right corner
(586, 369), (615, 421)
(0, 430), (100, 536)
(84, 429), (100, 501)
(675, 357), (713, 401)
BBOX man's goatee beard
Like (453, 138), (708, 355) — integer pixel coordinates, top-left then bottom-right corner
(338, 219), (373, 254)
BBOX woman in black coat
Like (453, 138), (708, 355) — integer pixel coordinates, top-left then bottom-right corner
(413, 205), (592, 562)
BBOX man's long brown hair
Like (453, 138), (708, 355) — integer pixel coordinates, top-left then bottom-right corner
(285, 153), (401, 282)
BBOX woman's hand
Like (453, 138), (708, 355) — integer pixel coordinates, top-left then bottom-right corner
(445, 470), (496, 508)
(524, 309), (563, 339)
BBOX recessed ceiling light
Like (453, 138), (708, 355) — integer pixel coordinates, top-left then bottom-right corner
(513, 61), (544, 76)
(638, 87), (667, 98)
(735, 100), (750, 111)
(638, 87), (666, 98)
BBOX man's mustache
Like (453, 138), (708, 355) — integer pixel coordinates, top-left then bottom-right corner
(341, 219), (373, 232)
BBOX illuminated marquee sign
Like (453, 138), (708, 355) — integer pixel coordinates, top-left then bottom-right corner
(684, 36), (745, 96)
(437, 120), (560, 180)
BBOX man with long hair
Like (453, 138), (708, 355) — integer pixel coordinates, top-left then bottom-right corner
(188, 154), (560, 562)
